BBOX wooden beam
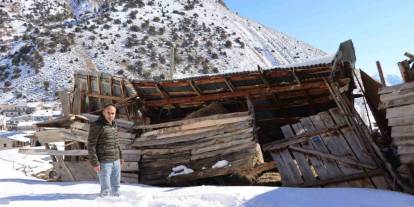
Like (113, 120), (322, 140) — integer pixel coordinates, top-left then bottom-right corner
(398, 60), (411, 83)
(86, 94), (139, 114)
(405, 52), (414, 64)
(291, 169), (384, 187)
(143, 79), (348, 107)
(58, 91), (71, 116)
(87, 75), (93, 111)
(19, 149), (88, 156)
(156, 83), (170, 98)
(288, 145), (377, 170)
(223, 77), (235, 92)
(188, 80), (202, 96)
(262, 124), (347, 151)
(254, 95), (332, 112)
(291, 68), (301, 83)
(257, 65), (271, 87)
(110, 76), (115, 104)
(72, 88), (81, 114)
(85, 93), (126, 101)
(376, 61), (387, 87)
(134, 111), (249, 129)
(120, 79), (131, 120)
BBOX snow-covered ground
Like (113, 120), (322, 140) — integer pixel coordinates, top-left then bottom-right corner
(0, 148), (413, 207)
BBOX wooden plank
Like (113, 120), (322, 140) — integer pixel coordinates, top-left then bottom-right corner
(142, 79), (349, 107)
(139, 116), (251, 138)
(190, 142), (255, 161)
(141, 130), (251, 155)
(263, 125), (347, 151)
(35, 129), (87, 143)
(223, 77), (235, 92)
(387, 105), (414, 119)
(291, 122), (331, 180)
(397, 146), (414, 155)
(300, 117), (343, 179)
(316, 112), (375, 188)
(58, 91), (71, 116)
(138, 122), (252, 144)
(328, 108), (375, 165)
(328, 108), (389, 189)
(167, 157), (255, 184)
(388, 116), (414, 127)
(304, 114), (348, 187)
(133, 124), (252, 147)
(398, 61), (411, 83)
(191, 135), (254, 155)
(65, 161), (97, 181)
(393, 137), (414, 145)
(121, 176), (138, 183)
(380, 89), (414, 102)
(280, 125), (316, 182)
(288, 146), (376, 170)
(392, 125), (414, 138)
(292, 169), (384, 187)
(19, 149), (88, 156)
(134, 112), (249, 129)
(277, 148), (304, 185)
(400, 154), (414, 164)
(70, 122), (89, 131)
(189, 80), (202, 96)
(121, 162), (139, 172)
(382, 92), (414, 108)
(72, 88), (82, 114)
(378, 80), (414, 95)
(376, 61), (386, 87)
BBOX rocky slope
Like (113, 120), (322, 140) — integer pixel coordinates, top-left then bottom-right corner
(0, 0), (326, 103)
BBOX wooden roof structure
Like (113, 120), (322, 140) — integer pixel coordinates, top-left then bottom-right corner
(132, 40), (356, 110)
(70, 40), (356, 122)
(68, 40), (357, 144)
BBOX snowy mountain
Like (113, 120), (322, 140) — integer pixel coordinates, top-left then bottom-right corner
(1, 148), (414, 207)
(0, 0), (326, 104)
(372, 73), (403, 86)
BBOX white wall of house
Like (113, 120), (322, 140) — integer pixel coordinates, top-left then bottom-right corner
(0, 138), (28, 150)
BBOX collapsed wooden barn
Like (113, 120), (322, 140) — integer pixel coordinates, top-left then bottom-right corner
(19, 40), (410, 192)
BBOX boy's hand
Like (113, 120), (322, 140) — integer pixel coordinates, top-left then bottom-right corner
(120, 159), (125, 165)
(93, 165), (100, 173)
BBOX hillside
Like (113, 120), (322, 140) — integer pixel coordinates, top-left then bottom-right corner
(0, 0), (326, 103)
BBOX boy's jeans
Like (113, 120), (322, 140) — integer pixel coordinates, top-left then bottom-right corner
(98, 159), (121, 196)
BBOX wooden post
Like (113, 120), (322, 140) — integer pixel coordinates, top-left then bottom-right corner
(398, 60), (411, 83)
(404, 52), (414, 64)
(170, 45), (175, 80)
(376, 61), (386, 87)
(58, 91), (71, 116)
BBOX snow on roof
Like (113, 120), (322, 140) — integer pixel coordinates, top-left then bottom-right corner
(52, 111), (62, 116)
(26, 102), (42, 108)
(275, 53), (335, 69)
(7, 133), (30, 142)
(0, 131), (18, 138)
(32, 109), (53, 117)
(17, 121), (38, 127)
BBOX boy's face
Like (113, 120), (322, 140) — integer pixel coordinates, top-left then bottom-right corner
(103, 106), (116, 123)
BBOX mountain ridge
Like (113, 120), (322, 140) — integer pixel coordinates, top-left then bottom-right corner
(0, 0), (326, 103)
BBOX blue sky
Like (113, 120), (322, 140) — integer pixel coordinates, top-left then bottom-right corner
(224, 0), (414, 76)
